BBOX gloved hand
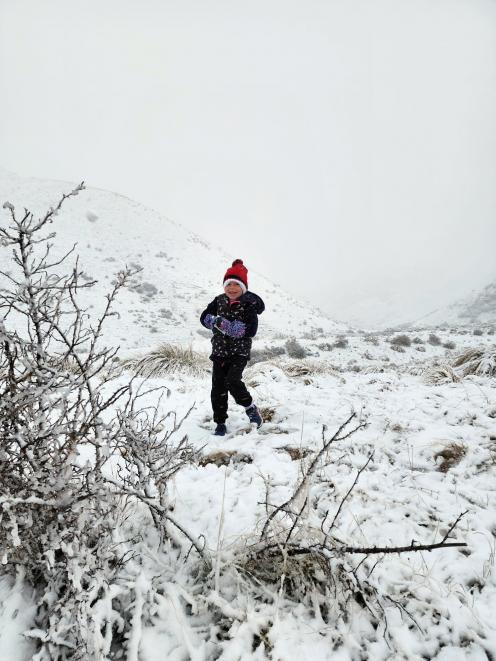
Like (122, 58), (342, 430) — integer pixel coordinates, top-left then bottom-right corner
(203, 314), (218, 330)
(215, 317), (246, 338)
(229, 320), (246, 338)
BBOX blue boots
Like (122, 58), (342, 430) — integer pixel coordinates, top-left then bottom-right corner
(245, 404), (262, 428)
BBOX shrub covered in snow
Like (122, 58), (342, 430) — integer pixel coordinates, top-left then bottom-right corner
(390, 334), (411, 347)
(0, 187), (201, 659)
(285, 337), (307, 359)
(428, 333), (442, 346)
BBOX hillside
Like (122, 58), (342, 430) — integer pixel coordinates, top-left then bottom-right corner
(0, 167), (347, 354)
(414, 280), (496, 329)
(1, 168), (496, 661)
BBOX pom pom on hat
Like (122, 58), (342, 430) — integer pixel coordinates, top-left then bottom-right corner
(223, 259), (248, 293)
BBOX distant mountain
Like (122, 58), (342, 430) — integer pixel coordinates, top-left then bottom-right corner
(413, 280), (496, 328)
(0, 168), (347, 353)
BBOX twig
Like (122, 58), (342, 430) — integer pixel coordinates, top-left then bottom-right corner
(261, 412), (364, 540)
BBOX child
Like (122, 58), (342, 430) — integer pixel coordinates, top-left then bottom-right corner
(200, 259), (265, 436)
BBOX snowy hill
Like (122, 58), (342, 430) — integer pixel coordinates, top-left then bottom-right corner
(0, 167), (347, 354)
(413, 279), (496, 328)
(2, 167), (496, 660)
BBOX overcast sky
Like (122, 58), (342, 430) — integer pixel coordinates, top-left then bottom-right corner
(1, 0), (495, 326)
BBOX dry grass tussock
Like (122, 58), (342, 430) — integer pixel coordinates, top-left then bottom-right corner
(452, 347), (496, 377)
(434, 443), (467, 472)
(123, 343), (210, 377)
(423, 364), (462, 385)
(277, 358), (342, 378)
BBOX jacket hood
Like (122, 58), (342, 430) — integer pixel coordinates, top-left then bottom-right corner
(242, 291), (265, 315)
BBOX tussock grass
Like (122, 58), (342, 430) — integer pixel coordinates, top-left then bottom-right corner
(434, 443), (467, 472)
(279, 358), (341, 378)
(424, 364), (461, 385)
(123, 343), (210, 377)
(452, 347), (496, 377)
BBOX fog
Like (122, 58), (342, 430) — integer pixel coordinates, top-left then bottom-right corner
(1, 0), (495, 327)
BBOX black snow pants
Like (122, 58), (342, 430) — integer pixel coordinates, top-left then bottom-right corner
(211, 358), (253, 424)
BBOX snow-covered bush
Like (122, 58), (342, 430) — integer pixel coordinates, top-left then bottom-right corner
(284, 337), (307, 359)
(0, 188), (201, 659)
(250, 345), (286, 364)
(333, 336), (349, 349)
(428, 333), (442, 346)
(390, 334), (411, 347)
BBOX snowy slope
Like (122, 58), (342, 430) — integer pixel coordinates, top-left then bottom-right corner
(0, 167), (347, 354)
(2, 167), (496, 660)
(414, 280), (496, 329)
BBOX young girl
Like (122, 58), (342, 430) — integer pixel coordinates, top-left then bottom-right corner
(200, 259), (265, 436)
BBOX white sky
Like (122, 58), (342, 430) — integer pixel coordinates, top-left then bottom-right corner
(1, 0), (495, 326)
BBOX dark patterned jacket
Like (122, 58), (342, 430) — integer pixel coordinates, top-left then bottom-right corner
(200, 292), (265, 360)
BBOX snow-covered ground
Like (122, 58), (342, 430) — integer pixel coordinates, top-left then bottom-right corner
(1, 170), (496, 660)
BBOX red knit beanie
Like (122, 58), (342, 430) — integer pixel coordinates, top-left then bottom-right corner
(223, 259), (248, 293)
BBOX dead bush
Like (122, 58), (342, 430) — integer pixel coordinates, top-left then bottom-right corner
(391, 334), (411, 347)
(250, 346), (286, 364)
(333, 336), (349, 349)
(429, 333), (442, 346)
(278, 446), (312, 461)
(434, 443), (467, 472)
(259, 406), (276, 422)
(285, 338), (307, 359)
(200, 451), (253, 467)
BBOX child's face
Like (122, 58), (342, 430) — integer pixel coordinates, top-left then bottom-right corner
(224, 282), (243, 300)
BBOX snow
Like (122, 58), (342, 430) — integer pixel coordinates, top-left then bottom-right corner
(1, 168), (496, 659)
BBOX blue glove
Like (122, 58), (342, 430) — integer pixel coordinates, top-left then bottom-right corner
(216, 317), (246, 338)
(229, 320), (246, 338)
(203, 314), (217, 330)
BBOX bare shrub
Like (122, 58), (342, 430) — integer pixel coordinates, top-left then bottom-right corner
(0, 187), (204, 659)
(123, 343), (210, 377)
(285, 337), (307, 359)
(317, 342), (333, 351)
(333, 336), (349, 349)
(364, 334), (379, 345)
(428, 333), (442, 346)
(443, 340), (456, 350)
(250, 346), (286, 364)
(234, 414), (468, 654)
(412, 336), (424, 344)
(391, 334), (411, 347)
(473, 328), (483, 336)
